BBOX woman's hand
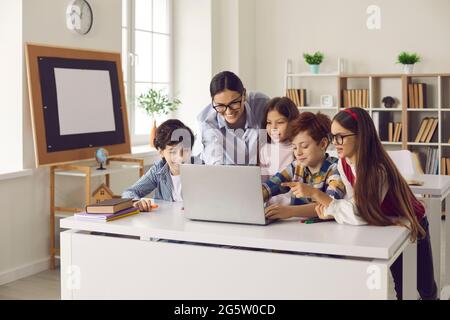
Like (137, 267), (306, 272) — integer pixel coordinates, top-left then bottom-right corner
(264, 204), (294, 220)
(281, 182), (316, 198)
(315, 203), (333, 220)
(133, 199), (157, 212)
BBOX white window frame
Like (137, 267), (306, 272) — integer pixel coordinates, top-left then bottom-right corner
(122, 0), (173, 146)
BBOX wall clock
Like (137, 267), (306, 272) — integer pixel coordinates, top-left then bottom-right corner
(66, 0), (93, 35)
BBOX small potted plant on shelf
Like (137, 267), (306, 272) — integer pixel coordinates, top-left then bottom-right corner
(137, 88), (181, 147)
(397, 51), (421, 74)
(303, 51), (324, 74)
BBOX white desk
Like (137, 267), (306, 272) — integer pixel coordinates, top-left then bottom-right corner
(60, 201), (416, 300)
(407, 174), (450, 299)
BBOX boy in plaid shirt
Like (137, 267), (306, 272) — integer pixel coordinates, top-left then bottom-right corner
(262, 112), (345, 220)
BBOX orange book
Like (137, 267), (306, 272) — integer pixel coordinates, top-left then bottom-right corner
(393, 123), (399, 142)
(425, 119), (438, 143)
(442, 157), (447, 175)
(447, 158), (450, 175)
(418, 83), (424, 109)
(408, 84), (415, 108)
(414, 83), (420, 110)
(415, 118), (428, 143)
(388, 122), (394, 142)
(420, 118), (435, 143)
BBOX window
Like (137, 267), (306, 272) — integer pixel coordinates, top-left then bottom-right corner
(122, 0), (172, 145)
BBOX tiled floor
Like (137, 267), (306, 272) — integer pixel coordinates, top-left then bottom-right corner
(0, 268), (60, 300)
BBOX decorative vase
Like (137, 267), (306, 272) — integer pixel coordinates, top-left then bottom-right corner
(309, 64), (320, 74)
(402, 64), (414, 74)
(149, 119), (157, 147)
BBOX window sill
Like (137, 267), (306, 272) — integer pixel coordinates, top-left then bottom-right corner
(0, 169), (33, 182)
(131, 144), (159, 158)
(0, 146), (156, 182)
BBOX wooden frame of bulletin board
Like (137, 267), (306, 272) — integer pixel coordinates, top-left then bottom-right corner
(25, 44), (131, 167)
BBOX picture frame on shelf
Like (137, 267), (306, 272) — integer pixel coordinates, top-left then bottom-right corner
(320, 95), (333, 108)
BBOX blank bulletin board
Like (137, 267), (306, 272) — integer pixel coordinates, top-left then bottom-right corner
(25, 44), (131, 167)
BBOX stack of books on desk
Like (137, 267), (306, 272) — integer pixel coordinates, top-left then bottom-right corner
(75, 198), (139, 222)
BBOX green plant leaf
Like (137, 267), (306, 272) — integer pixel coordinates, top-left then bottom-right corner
(136, 88), (181, 118)
(397, 51), (421, 64)
(303, 51), (324, 65)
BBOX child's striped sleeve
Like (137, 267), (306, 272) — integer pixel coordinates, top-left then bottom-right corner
(324, 164), (346, 200)
(262, 163), (295, 201)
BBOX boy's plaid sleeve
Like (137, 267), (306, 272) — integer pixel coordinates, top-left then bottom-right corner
(262, 164), (295, 201)
(325, 164), (346, 200)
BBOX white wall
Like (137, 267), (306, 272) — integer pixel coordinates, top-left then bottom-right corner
(254, 0), (450, 97)
(172, 0), (213, 131)
(22, 0), (122, 169)
(0, 0), (22, 172)
(0, 0), (123, 285)
(172, 0), (258, 131)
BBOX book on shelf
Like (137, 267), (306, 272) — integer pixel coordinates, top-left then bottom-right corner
(388, 122), (394, 142)
(442, 157), (447, 175)
(372, 112), (379, 134)
(342, 89), (369, 108)
(419, 118), (433, 143)
(414, 118), (429, 142)
(418, 83), (427, 108)
(395, 123), (402, 142)
(425, 148), (439, 174)
(85, 198), (133, 214)
(424, 118), (438, 143)
(75, 206), (140, 222)
(447, 158), (450, 175)
(420, 117), (438, 143)
(286, 89), (307, 107)
(408, 83), (427, 109)
(414, 83), (420, 109)
(393, 123), (399, 142)
(425, 148), (432, 174)
(408, 84), (415, 108)
(389, 122), (402, 142)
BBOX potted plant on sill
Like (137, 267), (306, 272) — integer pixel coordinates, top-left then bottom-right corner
(137, 88), (181, 147)
(397, 51), (421, 74)
(303, 51), (324, 74)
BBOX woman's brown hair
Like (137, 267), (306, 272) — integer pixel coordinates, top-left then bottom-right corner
(333, 107), (425, 241)
(261, 97), (300, 143)
(287, 111), (331, 146)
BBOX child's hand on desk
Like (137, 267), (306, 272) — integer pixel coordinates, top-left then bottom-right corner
(315, 204), (333, 220)
(133, 199), (157, 212)
(265, 204), (293, 220)
(281, 182), (315, 198)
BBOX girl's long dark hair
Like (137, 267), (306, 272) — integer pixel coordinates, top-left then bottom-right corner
(333, 107), (425, 241)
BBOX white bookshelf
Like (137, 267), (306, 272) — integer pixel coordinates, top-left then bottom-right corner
(284, 59), (450, 174)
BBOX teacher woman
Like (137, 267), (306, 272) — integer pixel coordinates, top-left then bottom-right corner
(196, 71), (270, 165)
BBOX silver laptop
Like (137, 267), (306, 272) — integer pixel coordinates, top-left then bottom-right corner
(180, 164), (273, 225)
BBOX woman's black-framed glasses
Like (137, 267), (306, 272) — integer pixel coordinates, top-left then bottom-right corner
(212, 96), (243, 113)
(327, 133), (357, 145)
